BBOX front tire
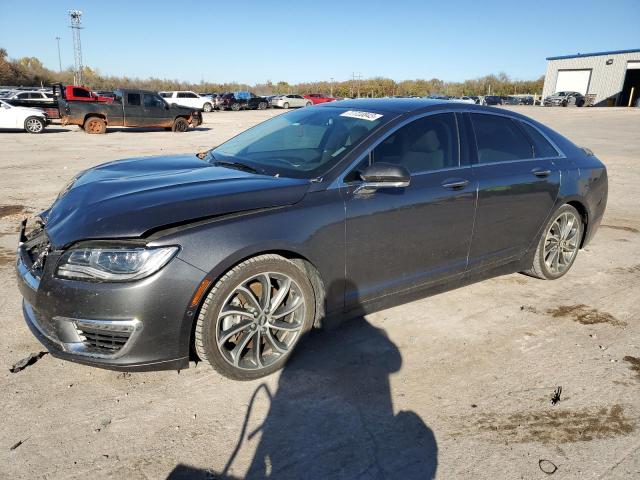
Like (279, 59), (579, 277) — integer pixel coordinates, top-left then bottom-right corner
(203, 102), (213, 112)
(231, 103), (241, 111)
(172, 117), (189, 132)
(258, 101), (267, 110)
(24, 116), (45, 134)
(524, 204), (583, 280)
(194, 254), (316, 380)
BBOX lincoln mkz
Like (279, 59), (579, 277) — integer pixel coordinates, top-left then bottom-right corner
(16, 99), (608, 380)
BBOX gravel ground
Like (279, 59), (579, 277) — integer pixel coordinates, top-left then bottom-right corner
(0, 106), (639, 479)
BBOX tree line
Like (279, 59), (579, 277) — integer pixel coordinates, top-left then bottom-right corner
(1, 48), (544, 97)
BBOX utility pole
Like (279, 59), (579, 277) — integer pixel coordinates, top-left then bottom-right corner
(351, 72), (362, 98)
(55, 36), (62, 72)
(330, 77), (334, 97)
(69, 10), (84, 85)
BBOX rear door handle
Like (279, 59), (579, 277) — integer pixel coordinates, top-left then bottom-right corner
(441, 179), (470, 190)
(532, 168), (551, 178)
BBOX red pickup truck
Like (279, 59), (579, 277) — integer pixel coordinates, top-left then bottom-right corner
(63, 85), (114, 103)
(303, 93), (336, 104)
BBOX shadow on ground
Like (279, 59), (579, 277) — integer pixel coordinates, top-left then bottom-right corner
(168, 313), (437, 479)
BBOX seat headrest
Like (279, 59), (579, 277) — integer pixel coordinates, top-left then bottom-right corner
(411, 130), (440, 152)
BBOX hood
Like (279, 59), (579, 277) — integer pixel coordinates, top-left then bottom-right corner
(12, 105), (46, 116)
(44, 154), (310, 247)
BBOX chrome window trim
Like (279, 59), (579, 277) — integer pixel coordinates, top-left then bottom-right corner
(332, 108), (567, 189)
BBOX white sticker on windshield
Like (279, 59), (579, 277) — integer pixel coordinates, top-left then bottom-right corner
(340, 110), (383, 121)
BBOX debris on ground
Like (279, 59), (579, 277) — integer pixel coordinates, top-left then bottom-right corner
(550, 386), (562, 406)
(9, 439), (25, 451)
(623, 356), (640, 380)
(539, 459), (558, 474)
(9, 352), (48, 373)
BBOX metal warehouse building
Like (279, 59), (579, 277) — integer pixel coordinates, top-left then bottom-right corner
(542, 49), (640, 106)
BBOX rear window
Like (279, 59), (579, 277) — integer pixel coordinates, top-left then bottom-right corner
(519, 122), (559, 158)
(72, 87), (91, 98)
(127, 93), (141, 106)
(471, 114), (533, 163)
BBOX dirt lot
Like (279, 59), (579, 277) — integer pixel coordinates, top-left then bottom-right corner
(1, 106), (639, 479)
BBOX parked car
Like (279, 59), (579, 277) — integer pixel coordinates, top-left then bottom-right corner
(469, 96), (481, 104)
(15, 99), (608, 380)
(452, 96), (475, 104)
(483, 95), (503, 105)
(218, 92), (268, 111)
(519, 96), (534, 105)
(0, 99), (47, 133)
(95, 90), (117, 99)
(2, 90), (55, 104)
(505, 96), (521, 105)
(159, 91), (215, 112)
(58, 88), (202, 133)
(271, 94), (312, 109)
(3, 89), (59, 119)
(304, 93), (336, 104)
(544, 91), (585, 107)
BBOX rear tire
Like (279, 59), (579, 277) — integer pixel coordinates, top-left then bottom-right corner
(194, 254), (316, 380)
(231, 103), (241, 111)
(305, 102), (312, 107)
(283, 102), (290, 109)
(172, 117), (189, 132)
(83, 116), (106, 134)
(24, 116), (45, 134)
(523, 204), (583, 280)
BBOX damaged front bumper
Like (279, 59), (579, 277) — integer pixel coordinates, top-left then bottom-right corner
(15, 219), (203, 372)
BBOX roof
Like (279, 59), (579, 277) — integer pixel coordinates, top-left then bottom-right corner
(317, 98), (447, 114)
(546, 48), (640, 61)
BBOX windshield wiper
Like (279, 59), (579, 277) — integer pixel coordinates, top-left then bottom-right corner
(214, 160), (260, 175)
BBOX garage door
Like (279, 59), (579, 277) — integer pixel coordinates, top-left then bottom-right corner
(555, 70), (591, 95)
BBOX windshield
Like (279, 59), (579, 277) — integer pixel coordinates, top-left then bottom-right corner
(0, 100), (9, 108)
(211, 106), (388, 179)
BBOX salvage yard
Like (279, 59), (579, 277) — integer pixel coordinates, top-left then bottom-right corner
(1, 107), (639, 479)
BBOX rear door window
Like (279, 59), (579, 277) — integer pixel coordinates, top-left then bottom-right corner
(518, 121), (559, 158)
(127, 93), (141, 106)
(471, 114), (533, 163)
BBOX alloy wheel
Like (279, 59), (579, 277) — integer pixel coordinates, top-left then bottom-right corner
(25, 118), (43, 133)
(216, 272), (306, 371)
(543, 211), (580, 275)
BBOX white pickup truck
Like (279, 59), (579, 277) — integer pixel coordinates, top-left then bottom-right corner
(159, 91), (214, 112)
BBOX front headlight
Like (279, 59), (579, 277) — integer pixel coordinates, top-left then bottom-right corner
(56, 246), (179, 282)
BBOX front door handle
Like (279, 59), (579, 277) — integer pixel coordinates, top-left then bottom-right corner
(532, 168), (551, 178)
(441, 179), (470, 190)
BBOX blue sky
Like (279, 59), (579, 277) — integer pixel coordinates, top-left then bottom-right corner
(1, 0), (639, 84)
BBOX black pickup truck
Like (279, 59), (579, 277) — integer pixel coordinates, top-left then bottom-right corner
(58, 88), (202, 133)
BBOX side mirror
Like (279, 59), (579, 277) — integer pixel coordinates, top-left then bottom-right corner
(356, 162), (410, 193)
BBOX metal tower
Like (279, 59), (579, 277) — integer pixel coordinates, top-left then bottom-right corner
(68, 10), (84, 84)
